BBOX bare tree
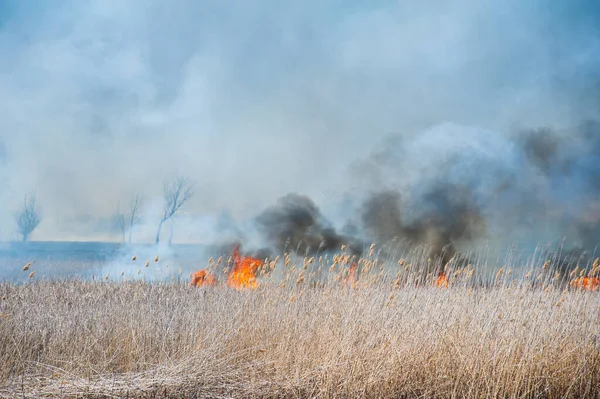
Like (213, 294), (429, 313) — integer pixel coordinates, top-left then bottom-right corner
(156, 177), (195, 244)
(114, 192), (144, 243)
(128, 192), (144, 243)
(16, 191), (41, 242)
(114, 203), (126, 242)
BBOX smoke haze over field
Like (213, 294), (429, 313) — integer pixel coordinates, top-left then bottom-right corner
(0, 1), (599, 253)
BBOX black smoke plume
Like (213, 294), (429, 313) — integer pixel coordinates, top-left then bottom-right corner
(361, 184), (485, 263)
(352, 120), (600, 260)
(220, 121), (599, 264)
(517, 127), (564, 174)
(512, 121), (600, 252)
(255, 193), (362, 255)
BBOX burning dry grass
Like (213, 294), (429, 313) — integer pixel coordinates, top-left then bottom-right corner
(226, 245), (263, 289)
(190, 269), (216, 287)
(1, 249), (599, 398)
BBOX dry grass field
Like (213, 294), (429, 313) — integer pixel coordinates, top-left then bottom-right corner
(1, 246), (599, 398)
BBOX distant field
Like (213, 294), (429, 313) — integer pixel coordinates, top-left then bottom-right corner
(1, 246), (599, 398)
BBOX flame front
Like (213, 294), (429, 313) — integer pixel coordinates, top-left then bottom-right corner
(226, 246), (262, 290)
(435, 272), (449, 288)
(190, 269), (216, 287)
(570, 276), (599, 291)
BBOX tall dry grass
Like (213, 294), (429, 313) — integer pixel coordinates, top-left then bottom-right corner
(0, 247), (599, 398)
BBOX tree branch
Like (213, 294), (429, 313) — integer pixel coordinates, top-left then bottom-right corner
(16, 191), (41, 241)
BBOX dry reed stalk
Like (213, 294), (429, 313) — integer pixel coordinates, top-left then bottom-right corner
(0, 250), (599, 398)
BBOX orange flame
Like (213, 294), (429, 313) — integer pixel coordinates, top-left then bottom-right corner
(190, 269), (216, 287)
(570, 276), (599, 291)
(344, 262), (358, 287)
(435, 272), (449, 288)
(226, 245), (263, 290)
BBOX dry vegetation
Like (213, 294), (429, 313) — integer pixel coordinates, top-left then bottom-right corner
(1, 246), (599, 398)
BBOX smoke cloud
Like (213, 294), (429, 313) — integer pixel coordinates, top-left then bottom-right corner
(347, 120), (600, 259)
(361, 184), (486, 262)
(255, 193), (361, 255)
(0, 0), (599, 258)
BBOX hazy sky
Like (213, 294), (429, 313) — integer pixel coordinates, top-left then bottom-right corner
(0, 1), (599, 243)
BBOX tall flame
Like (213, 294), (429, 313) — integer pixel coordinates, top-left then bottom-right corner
(344, 262), (358, 288)
(226, 245), (263, 290)
(190, 269), (216, 287)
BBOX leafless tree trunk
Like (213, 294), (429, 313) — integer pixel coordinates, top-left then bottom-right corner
(168, 219), (174, 246)
(156, 176), (195, 244)
(114, 193), (144, 244)
(16, 191), (41, 242)
(114, 203), (126, 243)
(128, 192), (144, 243)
